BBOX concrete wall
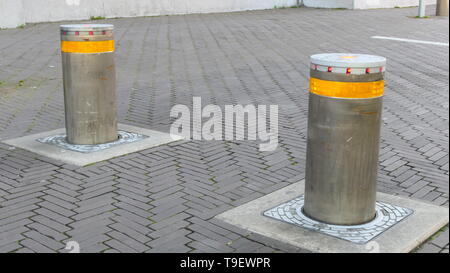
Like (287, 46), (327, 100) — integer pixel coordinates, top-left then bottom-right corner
(0, 0), (439, 29)
(303, 0), (353, 9)
(353, 0), (436, 9)
(302, 0), (436, 9)
(0, 0), (24, 28)
(21, 0), (300, 23)
(1, 0), (297, 28)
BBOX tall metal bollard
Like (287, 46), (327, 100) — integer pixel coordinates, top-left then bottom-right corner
(303, 53), (386, 225)
(60, 24), (118, 145)
(437, 0), (449, 16)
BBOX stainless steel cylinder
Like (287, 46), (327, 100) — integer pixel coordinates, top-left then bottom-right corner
(60, 24), (118, 145)
(418, 0), (426, 17)
(304, 53), (387, 225)
(437, 0), (449, 16)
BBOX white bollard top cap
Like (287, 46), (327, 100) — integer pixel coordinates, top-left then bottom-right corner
(60, 24), (114, 32)
(310, 53), (386, 68)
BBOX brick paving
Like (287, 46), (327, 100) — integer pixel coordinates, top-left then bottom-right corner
(0, 6), (448, 253)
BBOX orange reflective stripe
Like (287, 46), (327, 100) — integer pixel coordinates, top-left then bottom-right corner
(310, 77), (384, 99)
(61, 40), (114, 53)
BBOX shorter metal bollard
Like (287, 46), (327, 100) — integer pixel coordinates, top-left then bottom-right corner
(304, 53), (387, 226)
(418, 0), (426, 17)
(60, 24), (118, 145)
(437, 0), (449, 16)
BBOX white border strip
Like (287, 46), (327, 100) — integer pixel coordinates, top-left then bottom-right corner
(371, 36), (449, 47)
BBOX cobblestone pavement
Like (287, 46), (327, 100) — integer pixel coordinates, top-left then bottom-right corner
(0, 5), (448, 253)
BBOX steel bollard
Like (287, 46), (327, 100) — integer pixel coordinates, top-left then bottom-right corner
(60, 24), (118, 145)
(303, 53), (387, 225)
(437, 0), (449, 16)
(418, 0), (426, 17)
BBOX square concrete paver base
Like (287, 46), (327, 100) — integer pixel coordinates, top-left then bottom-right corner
(215, 180), (449, 253)
(3, 124), (183, 166)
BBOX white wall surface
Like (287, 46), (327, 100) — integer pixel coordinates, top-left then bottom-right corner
(0, 0), (24, 28)
(353, 0), (436, 9)
(303, 0), (354, 9)
(0, 0), (439, 29)
(302, 0), (436, 9)
(7, 0), (298, 27)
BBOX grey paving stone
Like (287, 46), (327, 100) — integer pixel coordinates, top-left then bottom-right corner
(431, 229), (449, 249)
(19, 238), (55, 253)
(0, 242), (22, 253)
(107, 230), (149, 252)
(23, 230), (65, 251)
(104, 239), (139, 253)
(416, 243), (442, 253)
(439, 247), (449, 253)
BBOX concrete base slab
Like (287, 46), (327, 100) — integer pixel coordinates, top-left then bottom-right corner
(2, 124), (183, 166)
(215, 180), (449, 253)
